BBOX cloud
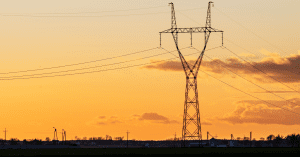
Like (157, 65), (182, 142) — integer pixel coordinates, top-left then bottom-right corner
(98, 116), (106, 119)
(156, 119), (180, 124)
(96, 122), (106, 125)
(138, 113), (169, 121)
(142, 60), (185, 71)
(135, 113), (180, 124)
(95, 116), (123, 125)
(134, 113), (212, 125)
(202, 122), (213, 125)
(142, 50), (300, 83)
(239, 53), (257, 58)
(218, 98), (300, 125)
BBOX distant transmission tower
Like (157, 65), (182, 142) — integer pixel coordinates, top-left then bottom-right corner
(53, 127), (58, 141)
(159, 1), (223, 147)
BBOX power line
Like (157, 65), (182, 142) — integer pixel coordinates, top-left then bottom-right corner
(177, 9), (262, 58)
(161, 46), (221, 58)
(223, 37), (300, 76)
(1, 11), (170, 18)
(177, 9), (300, 95)
(0, 47), (215, 80)
(7, 6), (168, 15)
(199, 68), (300, 117)
(0, 59), (154, 80)
(223, 47), (300, 94)
(0, 5), (167, 15)
(1, 6), (205, 15)
(0, 7), (206, 18)
(0, 47), (158, 75)
(214, 7), (289, 55)
(0, 47), (179, 79)
(165, 49), (300, 117)
(192, 47), (300, 110)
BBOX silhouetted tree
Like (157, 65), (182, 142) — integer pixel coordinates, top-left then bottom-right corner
(97, 137), (104, 140)
(165, 138), (174, 141)
(9, 138), (19, 145)
(267, 135), (275, 141)
(106, 135), (112, 140)
(114, 137), (124, 141)
(274, 134), (284, 147)
(75, 136), (81, 140)
(285, 134), (300, 147)
(30, 138), (42, 145)
(45, 137), (50, 142)
(23, 139), (28, 145)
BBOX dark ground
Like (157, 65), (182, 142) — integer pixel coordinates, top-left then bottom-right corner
(0, 148), (300, 156)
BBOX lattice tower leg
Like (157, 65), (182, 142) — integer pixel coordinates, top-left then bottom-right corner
(182, 75), (202, 147)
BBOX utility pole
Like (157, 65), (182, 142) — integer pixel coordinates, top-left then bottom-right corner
(160, 2), (223, 147)
(62, 129), (64, 142)
(243, 135), (245, 146)
(3, 128), (7, 141)
(207, 132), (209, 141)
(174, 132), (176, 140)
(250, 131), (252, 147)
(174, 132), (177, 147)
(126, 130), (130, 148)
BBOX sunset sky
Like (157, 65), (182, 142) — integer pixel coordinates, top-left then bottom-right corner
(0, 0), (300, 141)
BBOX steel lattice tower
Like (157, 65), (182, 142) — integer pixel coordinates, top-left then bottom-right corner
(159, 1), (223, 146)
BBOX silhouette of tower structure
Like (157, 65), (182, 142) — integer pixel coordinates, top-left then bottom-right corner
(53, 127), (58, 141)
(61, 129), (66, 142)
(60, 129), (66, 144)
(3, 128), (7, 141)
(159, 1), (223, 146)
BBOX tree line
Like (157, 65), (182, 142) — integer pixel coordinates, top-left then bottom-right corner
(1, 133), (300, 146)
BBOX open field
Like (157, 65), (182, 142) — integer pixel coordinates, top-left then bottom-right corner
(0, 148), (300, 155)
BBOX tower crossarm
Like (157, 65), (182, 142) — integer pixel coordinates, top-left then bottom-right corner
(160, 27), (223, 34)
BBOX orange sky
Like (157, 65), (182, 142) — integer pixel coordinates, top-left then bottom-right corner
(0, 0), (300, 141)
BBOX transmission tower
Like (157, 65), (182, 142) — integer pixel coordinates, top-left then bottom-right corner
(159, 1), (223, 147)
(53, 127), (58, 141)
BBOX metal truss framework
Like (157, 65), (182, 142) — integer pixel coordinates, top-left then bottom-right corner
(160, 1), (223, 146)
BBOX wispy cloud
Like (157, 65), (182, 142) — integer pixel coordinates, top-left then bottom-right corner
(93, 116), (123, 125)
(135, 113), (180, 124)
(133, 113), (212, 125)
(138, 113), (168, 121)
(98, 116), (106, 119)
